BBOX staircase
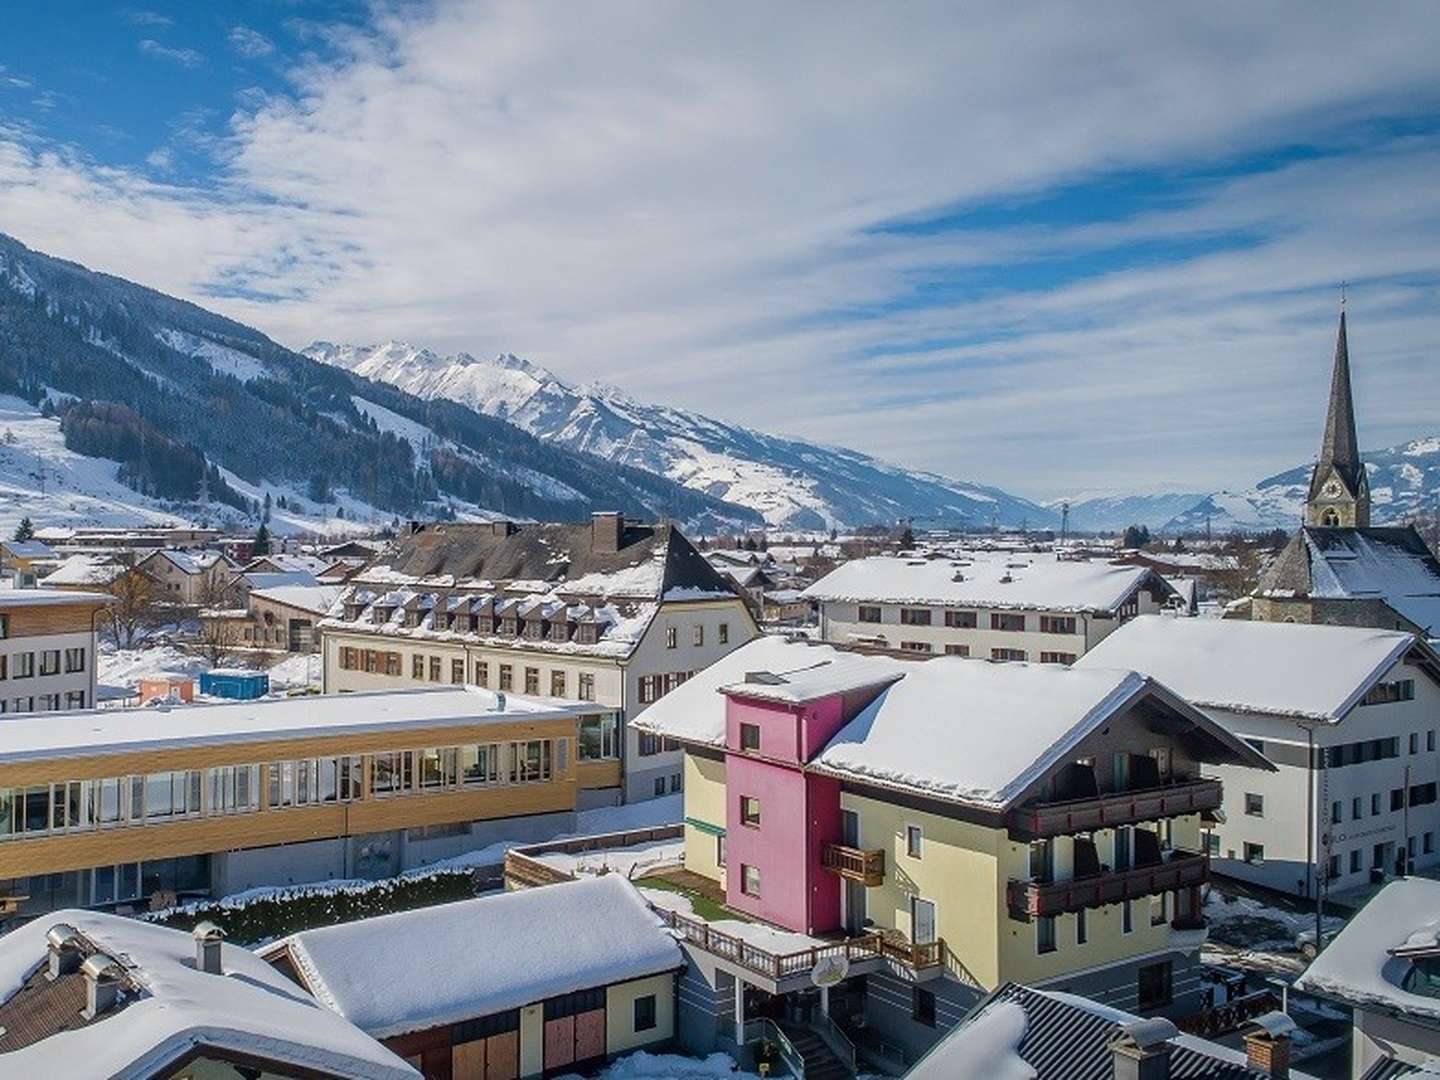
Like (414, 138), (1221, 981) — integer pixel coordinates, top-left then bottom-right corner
(779, 1021), (854, 1080)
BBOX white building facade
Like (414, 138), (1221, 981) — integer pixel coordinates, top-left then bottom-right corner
(0, 589), (109, 715)
(804, 554), (1176, 663)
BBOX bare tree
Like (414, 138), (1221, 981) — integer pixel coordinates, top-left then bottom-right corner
(104, 569), (162, 649)
(195, 616), (241, 664)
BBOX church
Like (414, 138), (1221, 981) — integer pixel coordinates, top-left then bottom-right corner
(1249, 311), (1440, 634)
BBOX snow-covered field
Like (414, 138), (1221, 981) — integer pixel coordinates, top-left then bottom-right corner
(556, 1052), (760, 1080)
(1202, 888), (1346, 976)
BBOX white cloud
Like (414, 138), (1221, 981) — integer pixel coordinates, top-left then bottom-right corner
(4, 1), (1440, 497)
(138, 39), (204, 68)
(228, 26), (275, 60)
(126, 11), (173, 28)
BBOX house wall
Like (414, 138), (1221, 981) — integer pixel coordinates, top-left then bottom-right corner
(1202, 655), (1440, 896)
(605, 972), (676, 1055)
(817, 592), (1164, 661)
(1353, 1007), (1440, 1078)
(682, 753), (727, 887)
(724, 752), (813, 928)
(0, 628), (97, 714)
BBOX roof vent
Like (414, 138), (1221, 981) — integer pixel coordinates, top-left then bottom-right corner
(495, 691), (507, 711)
(952, 572), (965, 583)
(80, 953), (123, 1019)
(744, 671), (788, 685)
(999, 572), (1014, 584)
(45, 923), (82, 981)
(193, 920), (225, 975)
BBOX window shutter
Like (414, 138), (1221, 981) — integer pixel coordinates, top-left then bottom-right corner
(556, 737), (569, 775)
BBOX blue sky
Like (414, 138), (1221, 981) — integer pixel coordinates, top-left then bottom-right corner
(2, 2), (1439, 499)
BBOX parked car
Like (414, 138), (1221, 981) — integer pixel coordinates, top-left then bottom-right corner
(1295, 927), (1340, 960)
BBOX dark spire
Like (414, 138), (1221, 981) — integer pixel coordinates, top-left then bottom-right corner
(1308, 310), (1366, 501)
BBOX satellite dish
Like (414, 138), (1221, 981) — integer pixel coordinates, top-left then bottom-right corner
(810, 954), (850, 988)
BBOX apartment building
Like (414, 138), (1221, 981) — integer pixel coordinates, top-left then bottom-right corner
(0, 911), (415, 1078)
(320, 514), (758, 805)
(134, 548), (234, 606)
(803, 553), (1176, 663)
(201, 582), (343, 652)
(1079, 615), (1440, 898)
(263, 876), (683, 1079)
(0, 686), (608, 921)
(0, 588), (109, 716)
(633, 637), (1268, 1066)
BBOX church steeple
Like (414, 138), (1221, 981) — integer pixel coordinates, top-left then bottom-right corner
(1305, 309), (1370, 527)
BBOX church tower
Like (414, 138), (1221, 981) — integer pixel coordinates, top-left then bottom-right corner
(1305, 310), (1370, 528)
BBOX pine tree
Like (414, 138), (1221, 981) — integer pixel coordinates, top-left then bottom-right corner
(252, 522), (271, 557)
(12, 517), (34, 542)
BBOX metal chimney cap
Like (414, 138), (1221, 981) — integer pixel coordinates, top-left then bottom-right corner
(1113, 1017), (1178, 1050)
(80, 953), (122, 981)
(1243, 1011), (1298, 1039)
(192, 920), (226, 942)
(45, 923), (80, 949)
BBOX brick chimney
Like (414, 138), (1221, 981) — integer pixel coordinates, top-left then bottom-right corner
(591, 511), (623, 554)
(1109, 1018), (1176, 1080)
(1242, 1012), (1296, 1078)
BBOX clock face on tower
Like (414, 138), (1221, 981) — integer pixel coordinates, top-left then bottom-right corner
(1324, 480), (1341, 498)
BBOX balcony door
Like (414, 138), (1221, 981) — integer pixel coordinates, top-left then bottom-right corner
(911, 897), (936, 945)
(841, 809), (866, 933)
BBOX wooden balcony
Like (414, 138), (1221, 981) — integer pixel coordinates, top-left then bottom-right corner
(1007, 850), (1209, 919)
(1006, 777), (1223, 839)
(821, 843), (886, 886)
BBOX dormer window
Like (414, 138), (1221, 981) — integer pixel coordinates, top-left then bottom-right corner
(576, 623), (598, 645)
(525, 620), (545, 640)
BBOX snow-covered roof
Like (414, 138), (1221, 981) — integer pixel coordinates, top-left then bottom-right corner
(1, 539), (54, 558)
(251, 584), (345, 616)
(0, 586), (110, 608)
(0, 686), (589, 763)
(267, 876), (682, 1040)
(248, 553), (333, 575)
(39, 553), (126, 587)
(802, 555), (1168, 613)
(143, 548), (228, 575)
(0, 910), (415, 1079)
(633, 638), (891, 745)
(243, 570), (320, 590)
(1076, 615), (1430, 722)
(812, 660), (1155, 809)
(721, 652), (906, 704)
(1295, 878), (1440, 1023)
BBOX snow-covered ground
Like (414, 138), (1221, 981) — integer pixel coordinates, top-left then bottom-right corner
(555, 1052), (760, 1080)
(536, 838), (683, 877)
(639, 885), (821, 955)
(1202, 889), (1346, 976)
(97, 641), (211, 689)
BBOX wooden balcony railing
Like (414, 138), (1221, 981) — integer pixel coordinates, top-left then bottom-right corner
(821, 843), (886, 886)
(652, 906), (944, 981)
(1007, 850), (1209, 919)
(1007, 777), (1223, 839)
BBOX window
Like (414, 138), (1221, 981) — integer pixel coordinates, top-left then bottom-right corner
(1372, 793), (1382, 816)
(427, 656), (441, 682)
(1411, 782), (1438, 806)
(857, 605), (883, 623)
(1361, 678), (1415, 706)
(1137, 961), (1173, 1011)
(1426, 832), (1435, 855)
(1036, 915), (1056, 954)
(633, 994), (657, 1032)
(38, 650), (59, 676)
(64, 690), (84, 710)
(741, 796), (761, 827)
(0, 614), (7, 639)
(1243, 843), (1265, 866)
(63, 648), (85, 674)
(1122, 899), (1133, 934)
(1412, 733), (1421, 755)
(638, 732), (662, 756)
(670, 772), (682, 793)
(372, 751), (414, 796)
(991, 648), (1027, 662)
(991, 613), (1025, 632)
(1029, 839), (1053, 883)
(912, 986), (936, 1027)
(716, 833), (727, 867)
(1245, 793), (1264, 817)
(1430, 730), (1437, 752)
(1076, 907), (1088, 945)
(475, 660), (489, 687)
(499, 664), (513, 691)
(900, 641), (933, 654)
(13, 653), (33, 679)
(411, 654), (424, 679)
(1331, 800), (1343, 824)
(740, 723), (761, 751)
(1040, 652), (1076, 665)
(510, 739), (553, 783)
(638, 675), (662, 704)
(460, 744), (499, 786)
(1352, 797), (1363, 820)
(451, 658), (465, 685)
(666, 627), (677, 649)
(741, 864), (761, 897)
(906, 824), (922, 859)
(578, 713), (618, 760)
(1393, 788), (1407, 811)
(944, 610), (977, 628)
(944, 644), (970, 657)
(1203, 832), (1219, 856)
(1150, 892), (1168, 926)
(524, 667), (540, 695)
(900, 608), (931, 626)
(1328, 854), (1342, 882)
(1350, 850), (1362, 873)
(1039, 615), (1076, 634)
(693, 625), (704, 647)
(577, 672), (595, 701)
(654, 777), (667, 797)
(719, 623), (729, 645)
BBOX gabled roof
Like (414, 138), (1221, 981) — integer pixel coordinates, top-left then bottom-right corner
(251, 584), (344, 616)
(264, 877), (682, 1040)
(1296, 878), (1440, 1025)
(802, 555), (1171, 614)
(0, 910), (414, 1079)
(720, 652), (906, 705)
(140, 549), (229, 575)
(1076, 615), (1433, 722)
(39, 554), (126, 587)
(1, 540), (55, 559)
(909, 982), (1313, 1080)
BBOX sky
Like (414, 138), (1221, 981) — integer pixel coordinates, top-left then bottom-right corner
(1, 2), (1438, 501)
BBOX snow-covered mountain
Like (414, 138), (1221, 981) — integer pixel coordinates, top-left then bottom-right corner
(1060, 436), (1440, 534)
(305, 341), (1057, 530)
